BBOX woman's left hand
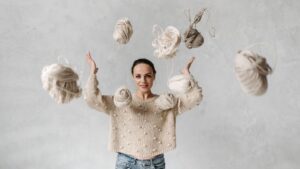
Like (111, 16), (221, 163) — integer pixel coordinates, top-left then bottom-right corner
(181, 56), (195, 76)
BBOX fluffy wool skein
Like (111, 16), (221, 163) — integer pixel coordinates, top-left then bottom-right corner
(152, 25), (181, 59)
(41, 64), (82, 104)
(113, 18), (133, 44)
(235, 50), (273, 96)
(183, 9), (206, 49)
(155, 93), (178, 110)
(113, 86), (132, 107)
(168, 74), (194, 94)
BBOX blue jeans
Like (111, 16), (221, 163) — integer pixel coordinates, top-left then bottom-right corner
(115, 152), (166, 169)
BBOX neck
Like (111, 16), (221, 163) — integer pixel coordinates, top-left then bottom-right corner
(135, 90), (154, 100)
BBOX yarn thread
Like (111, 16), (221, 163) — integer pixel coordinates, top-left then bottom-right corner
(183, 8), (206, 49)
(235, 50), (272, 96)
(113, 18), (133, 44)
(113, 86), (132, 107)
(41, 63), (82, 104)
(155, 93), (178, 110)
(152, 25), (181, 59)
(168, 74), (194, 94)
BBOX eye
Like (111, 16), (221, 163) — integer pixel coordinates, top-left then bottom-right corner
(135, 75), (141, 78)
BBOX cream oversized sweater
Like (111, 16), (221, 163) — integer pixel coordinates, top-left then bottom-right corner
(83, 73), (203, 159)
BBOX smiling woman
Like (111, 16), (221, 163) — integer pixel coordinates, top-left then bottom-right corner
(131, 58), (156, 100)
(83, 52), (203, 169)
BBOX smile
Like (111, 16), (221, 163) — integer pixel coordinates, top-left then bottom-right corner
(140, 85), (148, 88)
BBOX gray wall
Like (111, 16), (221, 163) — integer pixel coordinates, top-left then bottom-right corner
(1, 0), (300, 168)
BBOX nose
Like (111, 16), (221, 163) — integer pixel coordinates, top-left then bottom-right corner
(141, 76), (146, 82)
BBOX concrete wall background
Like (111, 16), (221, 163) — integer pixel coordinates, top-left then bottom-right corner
(1, 0), (300, 168)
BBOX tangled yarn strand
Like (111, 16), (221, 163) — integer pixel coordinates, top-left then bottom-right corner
(113, 18), (133, 44)
(183, 8), (206, 49)
(192, 8), (206, 26)
(235, 50), (273, 96)
(152, 25), (181, 59)
(113, 86), (132, 107)
(244, 42), (278, 72)
(41, 63), (82, 104)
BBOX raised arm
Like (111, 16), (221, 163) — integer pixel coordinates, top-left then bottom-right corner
(173, 57), (203, 116)
(83, 52), (115, 115)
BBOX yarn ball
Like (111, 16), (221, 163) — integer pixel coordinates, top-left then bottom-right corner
(152, 25), (181, 59)
(41, 64), (81, 104)
(113, 86), (132, 107)
(235, 50), (272, 96)
(155, 93), (178, 110)
(113, 18), (133, 44)
(168, 74), (194, 94)
(183, 26), (204, 49)
(183, 8), (206, 49)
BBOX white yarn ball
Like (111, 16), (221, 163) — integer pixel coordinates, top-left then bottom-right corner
(41, 64), (81, 104)
(155, 93), (178, 110)
(168, 74), (194, 94)
(152, 25), (181, 59)
(235, 50), (272, 96)
(113, 18), (133, 44)
(113, 86), (132, 107)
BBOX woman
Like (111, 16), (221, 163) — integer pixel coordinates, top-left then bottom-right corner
(84, 52), (203, 169)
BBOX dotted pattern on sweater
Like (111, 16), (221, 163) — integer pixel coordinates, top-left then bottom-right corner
(84, 73), (203, 159)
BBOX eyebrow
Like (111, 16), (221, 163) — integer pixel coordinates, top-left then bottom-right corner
(135, 72), (153, 75)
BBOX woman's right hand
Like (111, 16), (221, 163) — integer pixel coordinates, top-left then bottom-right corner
(86, 51), (98, 74)
(181, 56), (195, 77)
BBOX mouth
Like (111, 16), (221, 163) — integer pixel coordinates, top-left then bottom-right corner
(139, 85), (148, 89)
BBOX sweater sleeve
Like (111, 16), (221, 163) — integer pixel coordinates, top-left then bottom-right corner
(83, 73), (115, 115)
(174, 74), (203, 116)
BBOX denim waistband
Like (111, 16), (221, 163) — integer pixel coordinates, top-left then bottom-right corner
(118, 152), (164, 162)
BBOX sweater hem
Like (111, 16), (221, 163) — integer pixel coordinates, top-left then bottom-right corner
(109, 146), (176, 160)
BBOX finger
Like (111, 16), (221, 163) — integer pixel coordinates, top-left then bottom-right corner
(87, 53), (93, 61)
(85, 53), (89, 60)
(188, 56), (195, 64)
(86, 54), (92, 64)
(186, 57), (195, 69)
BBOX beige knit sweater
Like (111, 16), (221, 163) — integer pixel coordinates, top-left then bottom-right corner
(83, 73), (203, 160)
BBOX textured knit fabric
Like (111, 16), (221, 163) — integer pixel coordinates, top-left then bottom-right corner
(84, 73), (203, 160)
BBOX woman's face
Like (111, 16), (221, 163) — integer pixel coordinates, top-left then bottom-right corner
(132, 63), (155, 93)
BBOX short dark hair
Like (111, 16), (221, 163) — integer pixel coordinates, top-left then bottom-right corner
(131, 58), (156, 75)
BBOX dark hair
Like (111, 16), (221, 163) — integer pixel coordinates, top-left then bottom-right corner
(131, 58), (156, 75)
